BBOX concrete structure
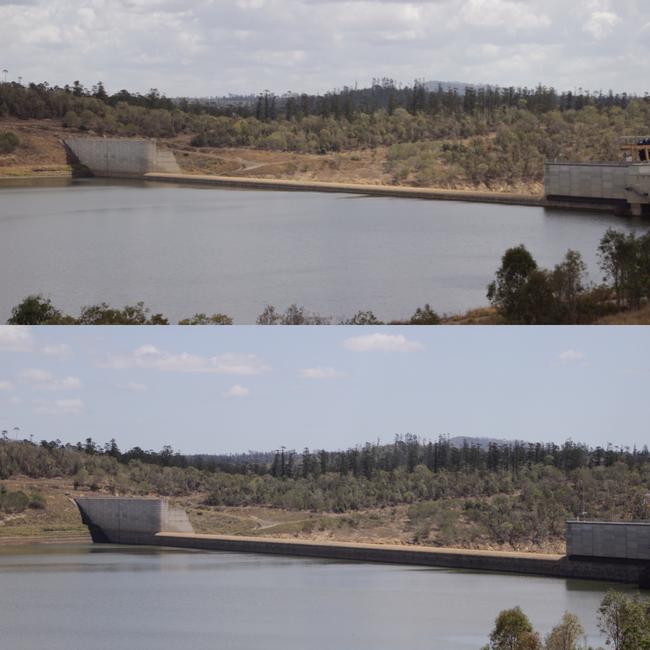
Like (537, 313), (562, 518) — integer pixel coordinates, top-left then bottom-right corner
(567, 521), (650, 562)
(74, 497), (193, 544)
(545, 162), (650, 217)
(74, 498), (650, 587)
(64, 137), (180, 177)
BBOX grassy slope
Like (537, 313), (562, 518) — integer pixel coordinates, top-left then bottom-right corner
(0, 118), (541, 192)
(0, 477), (565, 554)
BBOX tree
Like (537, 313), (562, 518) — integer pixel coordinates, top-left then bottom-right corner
(598, 229), (650, 311)
(544, 612), (585, 650)
(7, 294), (65, 325)
(341, 310), (384, 325)
(178, 313), (233, 325)
(487, 607), (541, 650)
(409, 304), (440, 325)
(256, 305), (281, 325)
(487, 246), (554, 324)
(77, 302), (168, 325)
(551, 250), (588, 324)
(598, 591), (650, 650)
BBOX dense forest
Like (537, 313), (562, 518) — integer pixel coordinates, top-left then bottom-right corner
(2, 79), (650, 189)
(2, 434), (649, 550)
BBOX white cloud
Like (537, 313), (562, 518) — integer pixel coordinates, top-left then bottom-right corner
(21, 369), (82, 390)
(35, 397), (84, 415)
(125, 381), (148, 392)
(41, 343), (71, 358)
(0, 380), (14, 390)
(103, 345), (270, 375)
(343, 333), (423, 352)
(0, 0), (647, 98)
(223, 384), (249, 398)
(460, 0), (551, 31)
(300, 366), (346, 379)
(583, 10), (620, 39)
(0, 327), (32, 352)
(558, 349), (586, 364)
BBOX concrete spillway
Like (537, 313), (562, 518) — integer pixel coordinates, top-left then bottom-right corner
(74, 498), (650, 588)
(64, 137), (180, 177)
(74, 497), (193, 544)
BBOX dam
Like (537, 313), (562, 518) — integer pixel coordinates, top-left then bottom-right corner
(63, 135), (650, 215)
(545, 137), (650, 216)
(74, 498), (650, 588)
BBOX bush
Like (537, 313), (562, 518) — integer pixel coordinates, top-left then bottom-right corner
(28, 492), (46, 509)
(0, 489), (30, 513)
(0, 131), (20, 154)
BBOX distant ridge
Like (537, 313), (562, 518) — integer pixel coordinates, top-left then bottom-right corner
(423, 80), (487, 95)
(447, 436), (510, 449)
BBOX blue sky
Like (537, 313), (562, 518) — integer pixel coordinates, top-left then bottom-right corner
(0, 0), (648, 95)
(0, 325), (648, 453)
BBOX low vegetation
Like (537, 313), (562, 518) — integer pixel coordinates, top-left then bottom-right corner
(2, 435), (649, 551)
(7, 228), (650, 325)
(0, 131), (19, 154)
(486, 591), (650, 650)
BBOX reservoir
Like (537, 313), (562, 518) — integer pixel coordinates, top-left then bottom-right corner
(0, 543), (629, 649)
(0, 179), (644, 323)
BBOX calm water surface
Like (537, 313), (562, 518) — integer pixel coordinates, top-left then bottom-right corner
(0, 179), (645, 322)
(0, 543), (632, 649)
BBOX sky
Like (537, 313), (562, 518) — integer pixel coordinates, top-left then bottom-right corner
(0, 0), (648, 96)
(1, 325), (648, 454)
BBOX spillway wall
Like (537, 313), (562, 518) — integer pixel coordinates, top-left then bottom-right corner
(74, 497), (193, 544)
(64, 137), (180, 177)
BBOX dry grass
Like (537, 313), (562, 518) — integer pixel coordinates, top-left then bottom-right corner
(596, 304), (650, 324)
(0, 479), (566, 553)
(0, 119), (72, 177)
(0, 477), (89, 541)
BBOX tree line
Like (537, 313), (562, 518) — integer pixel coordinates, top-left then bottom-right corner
(2, 436), (649, 549)
(486, 591), (650, 650)
(2, 79), (650, 189)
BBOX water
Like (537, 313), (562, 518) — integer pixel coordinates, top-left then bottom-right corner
(0, 543), (630, 649)
(0, 545), (625, 650)
(0, 179), (645, 323)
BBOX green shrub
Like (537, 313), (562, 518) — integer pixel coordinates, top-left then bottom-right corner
(28, 492), (46, 510)
(0, 489), (30, 513)
(0, 131), (19, 154)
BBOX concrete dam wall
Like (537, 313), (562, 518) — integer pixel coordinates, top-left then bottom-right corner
(74, 497), (193, 544)
(64, 137), (181, 177)
(545, 162), (650, 215)
(567, 521), (650, 561)
(74, 498), (650, 587)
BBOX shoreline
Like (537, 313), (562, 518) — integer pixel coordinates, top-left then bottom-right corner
(0, 169), (622, 214)
(0, 534), (91, 546)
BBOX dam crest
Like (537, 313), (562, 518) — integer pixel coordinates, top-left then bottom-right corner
(74, 498), (650, 588)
